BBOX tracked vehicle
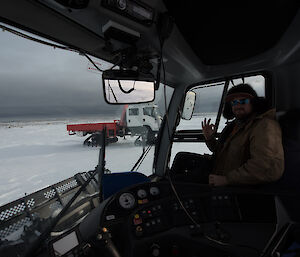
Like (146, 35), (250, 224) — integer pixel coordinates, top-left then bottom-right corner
(67, 103), (161, 146)
(0, 1), (300, 257)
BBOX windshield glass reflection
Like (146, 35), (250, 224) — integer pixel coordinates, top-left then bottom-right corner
(104, 79), (155, 104)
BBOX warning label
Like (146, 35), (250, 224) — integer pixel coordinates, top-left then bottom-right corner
(87, 59), (113, 73)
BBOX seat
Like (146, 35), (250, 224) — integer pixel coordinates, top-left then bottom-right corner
(265, 109), (300, 222)
(170, 152), (213, 183)
(274, 109), (300, 190)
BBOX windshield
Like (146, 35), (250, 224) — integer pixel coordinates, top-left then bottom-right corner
(0, 24), (174, 206)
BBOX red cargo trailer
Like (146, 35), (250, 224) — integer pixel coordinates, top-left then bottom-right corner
(66, 120), (124, 146)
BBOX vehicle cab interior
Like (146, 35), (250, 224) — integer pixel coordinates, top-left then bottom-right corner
(0, 1), (300, 257)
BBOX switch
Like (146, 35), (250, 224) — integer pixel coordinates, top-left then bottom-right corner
(133, 214), (143, 225)
(135, 226), (143, 236)
(172, 245), (180, 256)
(133, 218), (143, 225)
(151, 244), (160, 257)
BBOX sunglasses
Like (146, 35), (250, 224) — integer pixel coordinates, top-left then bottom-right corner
(230, 98), (250, 106)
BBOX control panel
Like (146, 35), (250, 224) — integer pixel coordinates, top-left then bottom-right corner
(102, 182), (277, 241)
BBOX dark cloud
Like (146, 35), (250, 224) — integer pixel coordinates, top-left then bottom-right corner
(0, 25), (177, 122)
(0, 27), (122, 120)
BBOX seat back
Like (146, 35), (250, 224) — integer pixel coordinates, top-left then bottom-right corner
(276, 109), (300, 190)
(170, 152), (213, 183)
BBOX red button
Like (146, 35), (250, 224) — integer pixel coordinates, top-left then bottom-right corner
(133, 218), (143, 225)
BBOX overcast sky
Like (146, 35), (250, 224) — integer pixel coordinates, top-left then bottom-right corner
(0, 23), (124, 121)
(0, 24), (175, 121)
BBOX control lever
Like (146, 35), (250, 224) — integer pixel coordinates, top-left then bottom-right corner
(97, 227), (121, 257)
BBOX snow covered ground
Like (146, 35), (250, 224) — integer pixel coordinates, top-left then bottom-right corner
(0, 115), (225, 206)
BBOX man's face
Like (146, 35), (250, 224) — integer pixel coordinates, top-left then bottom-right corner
(231, 96), (253, 119)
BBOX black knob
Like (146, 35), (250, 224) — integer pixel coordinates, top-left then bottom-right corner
(150, 243), (160, 257)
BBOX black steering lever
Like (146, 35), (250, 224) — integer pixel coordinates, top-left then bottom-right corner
(97, 227), (122, 257)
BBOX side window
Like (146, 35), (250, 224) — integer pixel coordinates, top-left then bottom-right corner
(176, 82), (225, 131)
(170, 75), (266, 164)
(171, 82), (225, 157)
(143, 107), (153, 117)
(129, 108), (139, 116)
(218, 75), (265, 132)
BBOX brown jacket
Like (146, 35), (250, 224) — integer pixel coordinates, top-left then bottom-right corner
(206, 109), (284, 185)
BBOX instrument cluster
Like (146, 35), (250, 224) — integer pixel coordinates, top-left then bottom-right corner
(118, 185), (160, 210)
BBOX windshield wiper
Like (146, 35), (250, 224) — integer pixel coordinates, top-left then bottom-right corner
(131, 144), (153, 172)
(24, 130), (107, 257)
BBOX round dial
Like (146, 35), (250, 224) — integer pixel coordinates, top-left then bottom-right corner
(119, 193), (135, 209)
(149, 186), (160, 196)
(117, 0), (127, 10)
(137, 189), (147, 199)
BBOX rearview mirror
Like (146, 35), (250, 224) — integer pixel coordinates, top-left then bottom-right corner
(102, 70), (155, 104)
(181, 91), (196, 120)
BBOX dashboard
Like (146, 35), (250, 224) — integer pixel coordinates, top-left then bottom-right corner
(75, 181), (279, 257)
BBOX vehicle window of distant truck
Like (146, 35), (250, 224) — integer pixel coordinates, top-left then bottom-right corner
(129, 108), (139, 115)
(143, 107), (155, 117)
(170, 75), (265, 164)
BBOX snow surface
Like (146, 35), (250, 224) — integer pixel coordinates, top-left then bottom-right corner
(0, 115), (224, 206)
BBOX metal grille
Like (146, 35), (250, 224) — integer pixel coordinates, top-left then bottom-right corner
(0, 172), (98, 241)
(81, 173), (89, 181)
(44, 189), (56, 199)
(26, 198), (35, 209)
(0, 217), (31, 239)
(0, 179), (79, 223)
(0, 203), (26, 221)
(56, 180), (78, 194)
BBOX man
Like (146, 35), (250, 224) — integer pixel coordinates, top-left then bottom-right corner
(202, 84), (284, 186)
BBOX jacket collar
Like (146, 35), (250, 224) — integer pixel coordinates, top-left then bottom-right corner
(219, 108), (276, 153)
(233, 108), (276, 129)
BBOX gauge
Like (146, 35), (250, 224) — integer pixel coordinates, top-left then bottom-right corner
(137, 189), (147, 199)
(119, 192), (135, 209)
(117, 0), (127, 10)
(149, 186), (160, 196)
